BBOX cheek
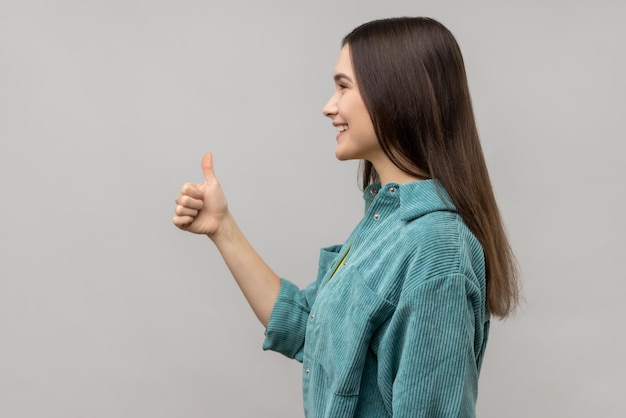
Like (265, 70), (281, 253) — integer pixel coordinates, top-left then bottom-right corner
(350, 100), (372, 128)
(337, 94), (356, 116)
(355, 107), (374, 133)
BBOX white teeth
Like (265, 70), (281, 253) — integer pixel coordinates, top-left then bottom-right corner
(336, 125), (348, 133)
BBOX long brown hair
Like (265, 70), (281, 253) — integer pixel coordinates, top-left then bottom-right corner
(343, 17), (519, 318)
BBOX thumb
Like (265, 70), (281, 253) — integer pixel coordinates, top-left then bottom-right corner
(201, 152), (216, 183)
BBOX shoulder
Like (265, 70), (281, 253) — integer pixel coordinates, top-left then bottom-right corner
(400, 210), (485, 292)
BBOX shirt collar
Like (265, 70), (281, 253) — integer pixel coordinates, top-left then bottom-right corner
(363, 179), (457, 221)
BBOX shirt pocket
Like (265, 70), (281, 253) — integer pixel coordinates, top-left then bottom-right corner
(304, 264), (396, 398)
(316, 244), (343, 283)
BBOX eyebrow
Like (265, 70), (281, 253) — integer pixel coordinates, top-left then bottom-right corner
(334, 73), (353, 83)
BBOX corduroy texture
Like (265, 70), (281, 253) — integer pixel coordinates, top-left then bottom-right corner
(263, 180), (489, 418)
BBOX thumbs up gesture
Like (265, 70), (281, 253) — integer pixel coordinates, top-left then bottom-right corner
(173, 152), (229, 237)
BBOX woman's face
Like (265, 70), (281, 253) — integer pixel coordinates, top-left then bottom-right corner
(322, 45), (381, 163)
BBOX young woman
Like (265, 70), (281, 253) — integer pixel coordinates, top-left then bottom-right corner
(173, 17), (519, 418)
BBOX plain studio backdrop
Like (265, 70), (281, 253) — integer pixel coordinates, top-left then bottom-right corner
(1, 0), (624, 417)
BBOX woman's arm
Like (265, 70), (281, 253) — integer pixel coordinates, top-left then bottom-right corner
(173, 152), (281, 327)
(379, 274), (484, 418)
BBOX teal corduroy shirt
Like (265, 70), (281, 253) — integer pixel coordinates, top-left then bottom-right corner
(263, 180), (489, 417)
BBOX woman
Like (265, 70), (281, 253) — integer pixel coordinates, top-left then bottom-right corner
(173, 17), (519, 418)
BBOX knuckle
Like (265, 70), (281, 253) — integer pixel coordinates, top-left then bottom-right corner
(181, 182), (194, 193)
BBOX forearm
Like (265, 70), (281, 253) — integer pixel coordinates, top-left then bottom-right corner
(210, 211), (281, 327)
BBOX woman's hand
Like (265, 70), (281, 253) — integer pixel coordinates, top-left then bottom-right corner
(173, 152), (229, 238)
(173, 152), (280, 326)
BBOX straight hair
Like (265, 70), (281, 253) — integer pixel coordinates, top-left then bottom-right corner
(343, 17), (520, 318)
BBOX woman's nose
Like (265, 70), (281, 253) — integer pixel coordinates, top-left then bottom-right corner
(322, 94), (337, 117)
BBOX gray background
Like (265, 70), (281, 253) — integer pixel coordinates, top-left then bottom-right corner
(1, 0), (624, 417)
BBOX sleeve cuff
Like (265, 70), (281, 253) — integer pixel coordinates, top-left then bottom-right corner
(262, 278), (310, 362)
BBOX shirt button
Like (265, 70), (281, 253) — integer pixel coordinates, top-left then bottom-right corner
(389, 186), (396, 193)
(374, 213), (380, 220)
(370, 188), (378, 195)
(310, 313), (315, 319)
(305, 368), (310, 374)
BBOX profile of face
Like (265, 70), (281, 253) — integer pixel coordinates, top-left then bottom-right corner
(322, 45), (381, 163)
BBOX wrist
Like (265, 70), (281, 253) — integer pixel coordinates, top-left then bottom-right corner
(207, 211), (236, 245)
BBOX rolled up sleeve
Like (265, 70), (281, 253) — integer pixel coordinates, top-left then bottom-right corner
(262, 278), (318, 362)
